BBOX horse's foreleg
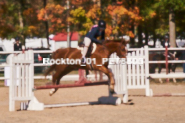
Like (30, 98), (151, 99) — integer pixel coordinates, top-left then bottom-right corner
(159, 78), (163, 83)
(173, 78), (176, 83)
(98, 66), (115, 94)
(172, 65), (177, 83)
(158, 66), (163, 83)
(172, 70), (177, 83)
(158, 66), (162, 73)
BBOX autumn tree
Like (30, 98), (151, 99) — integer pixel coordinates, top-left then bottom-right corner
(0, 0), (45, 45)
(153, 0), (185, 47)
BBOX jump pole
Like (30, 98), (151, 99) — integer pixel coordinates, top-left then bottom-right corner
(129, 93), (185, 97)
(22, 95), (122, 110)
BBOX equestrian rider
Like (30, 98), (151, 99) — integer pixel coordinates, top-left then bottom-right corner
(81, 20), (106, 64)
(14, 37), (22, 51)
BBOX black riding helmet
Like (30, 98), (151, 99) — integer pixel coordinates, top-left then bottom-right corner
(98, 20), (106, 30)
(15, 37), (20, 41)
(164, 35), (169, 39)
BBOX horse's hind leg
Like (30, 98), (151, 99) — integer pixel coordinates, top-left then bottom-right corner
(97, 66), (115, 94)
(49, 72), (61, 96)
(49, 76), (63, 96)
(172, 64), (177, 83)
(49, 68), (72, 96)
(158, 66), (163, 83)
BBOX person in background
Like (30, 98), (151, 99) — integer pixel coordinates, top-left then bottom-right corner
(161, 35), (170, 48)
(14, 37), (22, 51)
(161, 34), (176, 56)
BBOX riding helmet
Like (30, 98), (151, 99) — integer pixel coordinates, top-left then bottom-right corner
(164, 35), (169, 39)
(15, 37), (20, 41)
(98, 20), (106, 29)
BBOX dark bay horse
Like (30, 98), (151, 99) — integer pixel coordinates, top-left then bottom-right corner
(44, 39), (128, 95)
(149, 53), (176, 83)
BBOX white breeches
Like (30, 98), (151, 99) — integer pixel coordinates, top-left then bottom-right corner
(82, 37), (91, 58)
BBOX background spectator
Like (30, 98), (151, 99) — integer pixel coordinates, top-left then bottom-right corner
(161, 35), (170, 48)
(14, 37), (22, 51)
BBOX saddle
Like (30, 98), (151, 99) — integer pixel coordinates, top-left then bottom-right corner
(77, 42), (97, 57)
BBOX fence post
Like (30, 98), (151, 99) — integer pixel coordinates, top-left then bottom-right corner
(9, 54), (14, 111)
(28, 50), (34, 98)
(165, 42), (169, 82)
(144, 46), (151, 96)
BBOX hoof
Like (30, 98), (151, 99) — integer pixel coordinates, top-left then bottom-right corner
(159, 79), (163, 83)
(110, 90), (115, 95)
(109, 87), (115, 95)
(110, 84), (115, 94)
(49, 88), (55, 96)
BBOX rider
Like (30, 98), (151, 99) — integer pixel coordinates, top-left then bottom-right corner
(81, 20), (106, 64)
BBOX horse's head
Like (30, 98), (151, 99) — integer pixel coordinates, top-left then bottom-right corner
(116, 39), (128, 58)
(104, 39), (128, 58)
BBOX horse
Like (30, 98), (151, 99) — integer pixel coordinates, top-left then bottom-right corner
(149, 52), (176, 83)
(44, 39), (128, 96)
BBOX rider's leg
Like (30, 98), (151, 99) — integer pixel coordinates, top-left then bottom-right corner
(81, 37), (91, 63)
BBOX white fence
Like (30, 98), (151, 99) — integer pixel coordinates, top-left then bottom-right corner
(127, 46), (152, 96)
(9, 50), (34, 111)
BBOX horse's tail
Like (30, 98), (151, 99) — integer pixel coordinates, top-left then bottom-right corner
(44, 64), (56, 77)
